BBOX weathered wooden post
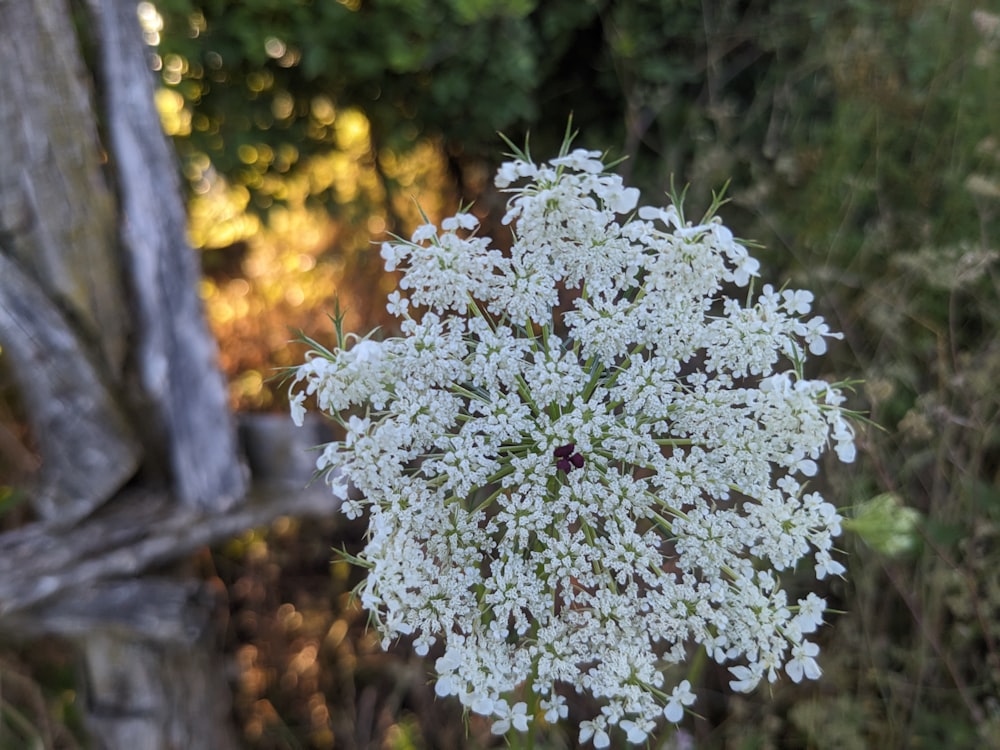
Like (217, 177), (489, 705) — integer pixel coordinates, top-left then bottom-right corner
(0, 1), (334, 747)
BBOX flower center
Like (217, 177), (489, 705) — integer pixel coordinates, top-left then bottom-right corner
(553, 442), (585, 473)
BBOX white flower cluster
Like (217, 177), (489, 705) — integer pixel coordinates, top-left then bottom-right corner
(290, 141), (857, 746)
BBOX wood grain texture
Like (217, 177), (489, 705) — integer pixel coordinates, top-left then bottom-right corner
(92, 0), (248, 512)
(0, 478), (338, 619)
(0, 253), (142, 525)
(0, 0), (128, 373)
(0, 2), (329, 746)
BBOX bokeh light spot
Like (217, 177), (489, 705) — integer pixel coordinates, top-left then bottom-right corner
(264, 37), (287, 60)
(238, 144), (259, 165)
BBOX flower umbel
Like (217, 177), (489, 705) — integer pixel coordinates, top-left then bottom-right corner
(291, 137), (857, 745)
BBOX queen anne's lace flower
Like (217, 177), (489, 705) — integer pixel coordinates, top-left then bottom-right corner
(291, 140), (859, 746)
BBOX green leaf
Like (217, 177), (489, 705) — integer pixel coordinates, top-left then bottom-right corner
(842, 492), (923, 557)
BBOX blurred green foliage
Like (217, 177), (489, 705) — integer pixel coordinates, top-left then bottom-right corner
(0, 650), (84, 750)
(151, 0), (795, 210)
(144, 0), (1000, 747)
(153, 0), (598, 211)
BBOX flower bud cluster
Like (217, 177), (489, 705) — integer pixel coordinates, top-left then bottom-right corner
(291, 142), (856, 745)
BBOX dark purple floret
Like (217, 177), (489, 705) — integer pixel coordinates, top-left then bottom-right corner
(554, 442), (584, 473)
(553, 443), (576, 459)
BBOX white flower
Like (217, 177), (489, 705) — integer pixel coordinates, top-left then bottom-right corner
(386, 290), (409, 317)
(794, 593), (827, 633)
(491, 700), (530, 734)
(442, 212), (479, 231)
(541, 694), (568, 723)
(288, 391), (306, 427)
(551, 148), (605, 173)
(832, 416), (857, 463)
(350, 338), (383, 364)
(290, 134), (859, 746)
(620, 717), (655, 743)
(663, 680), (696, 723)
(732, 252), (761, 287)
(606, 186), (640, 214)
(495, 158), (538, 188)
(782, 289), (814, 315)
(729, 664), (763, 693)
(796, 316), (844, 355)
(580, 718), (611, 748)
(815, 550), (847, 579)
(786, 640), (822, 682)
(380, 241), (404, 271)
(410, 223), (437, 243)
(638, 204), (681, 228)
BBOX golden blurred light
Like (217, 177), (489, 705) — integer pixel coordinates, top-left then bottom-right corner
(324, 618), (349, 649)
(237, 644), (258, 671)
(272, 92), (295, 121)
(311, 96), (336, 125)
(278, 144), (299, 168)
(289, 643), (318, 674)
(243, 255), (268, 279)
(244, 172), (265, 190)
(199, 279), (217, 301)
(238, 144), (259, 165)
(309, 158), (336, 194)
(278, 48), (301, 68)
(309, 702), (330, 727)
(335, 109), (370, 149)
(277, 602), (304, 632)
(234, 370), (264, 397)
(162, 53), (187, 85)
(137, 1), (163, 45)
(264, 36), (287, 60)
(155, 88), (190, 136)
(256, 143), (274, 164)
(367, 215), (386, 235)
(272, 516), (296, 538)
(214, 301), (235, 324)
(193, 152), (211, 172)
(246, 71), (273, 93)
(279, 670), (298, 692)
(246, 538), (268, 562)
(187, 10), (207, 37)
(179, 105), (457, 411)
